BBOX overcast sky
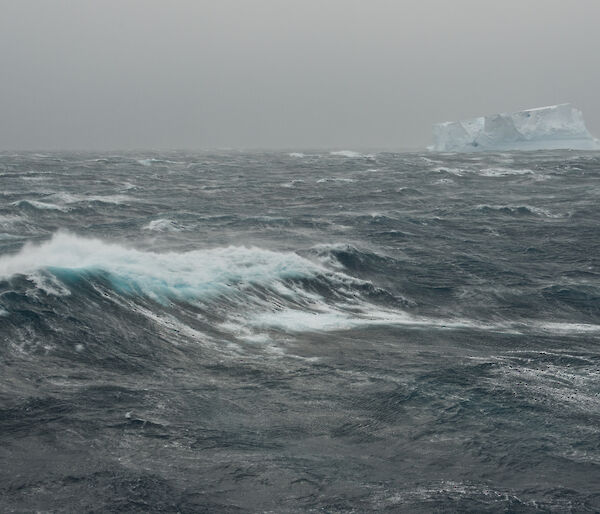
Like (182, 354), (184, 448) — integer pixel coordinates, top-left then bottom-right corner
(1, 0), (599, 150)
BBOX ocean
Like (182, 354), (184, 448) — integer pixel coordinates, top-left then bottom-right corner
(1, 149), (599, 512)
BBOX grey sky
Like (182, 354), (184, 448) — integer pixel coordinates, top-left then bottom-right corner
(1, 0), (599, 150)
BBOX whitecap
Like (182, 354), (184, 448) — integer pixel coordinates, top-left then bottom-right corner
(142, 218), (182, 232)
(280, 179), (305, 188)
(26, 271), (71, 296)
(136, 158), (182, 167)
(11, 200), (70, 212)
(330, 150), (374, 159)
(475, 204), (565, 218)
(0, 232), (328, 303)
(50, 193), (133, 205)
(432, 166), (464, 176)
(479, 167), (534, 177)
(316, 177), (357, 184)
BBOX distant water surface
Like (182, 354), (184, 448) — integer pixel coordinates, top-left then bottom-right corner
(1, 150), (599, 512)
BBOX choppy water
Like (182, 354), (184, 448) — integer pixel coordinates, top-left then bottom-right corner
(1, 150), (600, 512)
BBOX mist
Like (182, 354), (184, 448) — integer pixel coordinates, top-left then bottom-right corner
(1, 0), (599, 150)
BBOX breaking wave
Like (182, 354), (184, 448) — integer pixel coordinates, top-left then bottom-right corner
(1, 232), (596, 341)
(0, 232), (324, 303)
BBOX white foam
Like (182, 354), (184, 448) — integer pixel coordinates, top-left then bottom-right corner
(475, 204), (565, 218)
(4, 233), (596, 343)
(0, 232), (327, 302)
(330, 150), (374, 159)
(487, 358), (600, 413)
(316, 177), (357, 184)
(280, 179), (305, 188)
(246, 300), (489, 334)
(26, 271), (71, 296)
(0, 215), (24, 227)
(251, 308), (357, 332)
(239, 299), (600, 337)
(12, 200), (70, 212)
(288, 152), (305, 158)
(120, 182), (138, 191)
(20, 176), (46, 182)
(142, 218), (182, 232)
(51, 192), (133, 205)
(12, 194), (133, 211)
(84, 194), (133, 205)
(129, 302), (210, 345)
(136, 158), (182, 167)
(478, 167), (533, 177)
(531, 321), (600, 333)
(218, 320), (272, 343)
(432, 166), (465, 176)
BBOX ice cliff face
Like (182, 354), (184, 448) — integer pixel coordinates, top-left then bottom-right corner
(430, 104), (600, 152)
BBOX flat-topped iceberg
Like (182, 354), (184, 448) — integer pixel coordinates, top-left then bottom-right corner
(430, 104), (600, 152)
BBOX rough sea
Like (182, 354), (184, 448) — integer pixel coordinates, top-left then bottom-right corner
(1, 149), (599, 512)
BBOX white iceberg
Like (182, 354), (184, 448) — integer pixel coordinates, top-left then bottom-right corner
(430, 104), (600, 152)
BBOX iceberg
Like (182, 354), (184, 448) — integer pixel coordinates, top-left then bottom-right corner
(430, 104), (600, 152)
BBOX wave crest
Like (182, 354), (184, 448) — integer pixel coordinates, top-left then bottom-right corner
(0, 232), (323, 302)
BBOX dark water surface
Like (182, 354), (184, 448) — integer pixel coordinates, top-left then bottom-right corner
(1, 150), (599, 512)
